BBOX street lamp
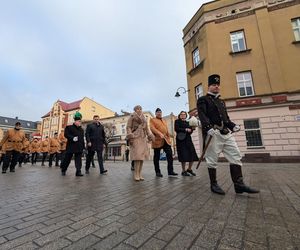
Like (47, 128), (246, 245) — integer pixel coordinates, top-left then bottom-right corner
(175, 87), (190, 97)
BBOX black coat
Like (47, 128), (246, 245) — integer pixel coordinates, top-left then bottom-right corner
(85, 122), (106, 151)
(64, 124), (85, 153)
(175, 119), (199, 163)
(197, 93), (235, 134)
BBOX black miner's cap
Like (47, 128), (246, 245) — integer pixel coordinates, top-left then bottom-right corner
(208, 74), (220, 86)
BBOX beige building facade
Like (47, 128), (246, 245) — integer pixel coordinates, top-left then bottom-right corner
(183, 0), (300, 161)
(41, 97), (115, 139)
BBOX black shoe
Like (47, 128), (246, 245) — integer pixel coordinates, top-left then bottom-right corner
(55, 165), (59, 167)
(186, 169), (196, 176)
(181, 171), (190, 176)
(92, 165), (96, 168)
(100, 170), (107, 174)
(19, 164), (22, 168)
(49, 165), (52, 168)
(234, 184), (260, 194)
(61, 171), (66, 176)
(76, 172), (84, 176)
(85, 170), (89, 174)
(156, 173), (163, 177)
(131, 166), (135, 171)
(211, 183), (225, 195)
(41, 163), (45, 166)
(10, 169), (15, 173)
(168, 172), (178, 177)
(2, 171), (6, 174)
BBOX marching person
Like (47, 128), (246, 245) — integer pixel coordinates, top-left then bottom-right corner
(197, 74), (259, 195)
(61, 112), (85, 176)
(40, 136), (49, 166)
(0, 122), (26, 173)
(175, 111), (199, 176)
(30, 137), (40, 165)
(85, 115), (108, 175)
(126, 105), (153, 181)
(49, 132), (60, 167)
(58, 130), (67, 167)
(150, 108), (178, 177)
(18, 137), (30, 167)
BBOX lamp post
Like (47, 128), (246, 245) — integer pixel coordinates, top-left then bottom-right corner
(174, 87), (190, 97)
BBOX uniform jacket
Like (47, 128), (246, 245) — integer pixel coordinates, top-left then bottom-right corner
(85, 122), (106, 151)
(197, 93), (235, 134)
(126, 113), (152, 160)
(64, 124), (85, 153)
(58, 132), (67, 151)
(49, 137), (60, 154)
(0, 128), (26, 152)
(40, 139), (49, 153)
(30, 140), (40, 153)
(150, 117), (172, 148)
(23, 139), (30, 154)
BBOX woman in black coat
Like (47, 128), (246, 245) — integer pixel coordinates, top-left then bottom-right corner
(175, 111), (199, 176)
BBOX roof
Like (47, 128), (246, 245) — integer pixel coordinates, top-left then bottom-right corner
(42, 99), (83, 118)
(0, 116), (38, 130)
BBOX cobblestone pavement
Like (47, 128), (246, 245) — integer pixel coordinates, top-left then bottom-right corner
(0, 160), (299, 250)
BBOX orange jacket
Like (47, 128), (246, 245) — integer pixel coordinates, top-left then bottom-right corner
(0, 128), (26, 152)
(150, 118), (172, 148)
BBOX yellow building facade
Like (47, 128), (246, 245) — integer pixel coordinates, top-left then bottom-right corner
(41, 97), (115, 139)
(183, 0), (300, 161)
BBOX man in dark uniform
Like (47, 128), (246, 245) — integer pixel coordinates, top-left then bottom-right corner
(85, 115), (107, 174)
(197, 74), (259, 195)
(61, 112), (85, 176)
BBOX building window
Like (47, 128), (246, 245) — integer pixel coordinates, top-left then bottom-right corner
(195, 84), (203, 100)
(292, 18), (300, 41)
(121, 124), (126, 135)
(230, 30), (246, 52)
(236, 71), (254, 97)
(108, 146), (121, 157)
(244, 119), (263, 147)
(192, 48), (201, 68)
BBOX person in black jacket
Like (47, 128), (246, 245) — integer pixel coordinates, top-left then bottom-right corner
(197, 74), (259, 195)
(85, 115), (107, 174)
(61, 112), (85, 176)
(175, 111), (199, 176)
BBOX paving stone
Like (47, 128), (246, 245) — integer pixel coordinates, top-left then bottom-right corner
(244, 241), (268, 250)
(194, 229), (222, 249)
(93, 222), (124, 238)
(39, 238), (72, 250)
(154, 224), (182, 242)
(5, 223), (45, 240)
(70, 217), (99, 230)
(65, 224), (100, 242)
(125, 227), (156, 248)
(0, 231), (42, 250)
(33, 227), (73, 246)
(140, 237), (166, 249)
(268, 238), (296, 250)
(111, 243), (136, 250)
(0, 227), (17, 237)
(164, 232), (196, 250)
(38, 219), (73, 234)
(13, 242), (39, 250)
(90, 231), (130, 249)
(64, 234), (101, 250)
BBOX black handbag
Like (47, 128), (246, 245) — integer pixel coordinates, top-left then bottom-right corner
(177, 132), (186, 141)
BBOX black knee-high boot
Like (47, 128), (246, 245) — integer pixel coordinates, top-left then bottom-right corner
(230, 164), (259, 194)
(208, 168), (225, 195)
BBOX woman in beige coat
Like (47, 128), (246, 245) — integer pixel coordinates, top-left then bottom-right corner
(126, 105), (153, 181)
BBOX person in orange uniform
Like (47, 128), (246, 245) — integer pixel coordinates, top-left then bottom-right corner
(58, 130), (67, 167)
(40, 136), (49, 166)
(49, 132), (60, 167)
(0, 122), (26, 173)
(18, 137), (30, 167)
(30, 137), (40, 165)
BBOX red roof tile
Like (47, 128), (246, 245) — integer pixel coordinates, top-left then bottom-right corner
(41, 99), (83, 118)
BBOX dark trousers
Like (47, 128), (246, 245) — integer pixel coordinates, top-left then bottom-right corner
(153, 142), (174, 174)
(42, 152), (48, 165)
(49, 153), (59, 166)
(59, 150), (66, 167)
(86, 149), (104, 172)
(61, 152), (82, 173)
(31, 152), (38, 165)
(18, 153), (27, 165)
(125, 151), (129, 162)
(2, 150), (20, 172)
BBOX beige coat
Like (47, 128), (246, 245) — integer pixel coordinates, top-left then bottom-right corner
(30, 140), (40, 153)
(150, 117), (172, 148)
(40, 139), (49, 153)
(126, 113), (152, 161)
(58, 132), (67, 151)
(49, 138), (60, 154)
(0, 128), (26, 152)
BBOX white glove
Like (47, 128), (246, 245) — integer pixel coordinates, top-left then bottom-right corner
(73, 136), (78, 142)
(233, 125), (241, 132)
(207, 128), (217, 136)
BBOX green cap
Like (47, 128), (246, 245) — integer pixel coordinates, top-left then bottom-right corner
(74, 111), (82, 121)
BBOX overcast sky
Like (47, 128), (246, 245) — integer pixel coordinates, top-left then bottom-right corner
(0, 0), (206, 121)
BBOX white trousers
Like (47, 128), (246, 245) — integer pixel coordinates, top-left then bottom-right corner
(204, 130), (242, 169)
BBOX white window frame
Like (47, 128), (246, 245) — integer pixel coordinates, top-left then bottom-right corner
(121, 124), (126, 135)
(236, 71), (255, 97)
(292, 18), (300, 41)
(244, 119), (263, 148)
(195, 84), (203, 100)
(230, 30), (246, 52)
(192, 48), (201, 68)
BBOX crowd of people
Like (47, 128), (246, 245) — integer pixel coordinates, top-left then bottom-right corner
(0, 74), (260, 195)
